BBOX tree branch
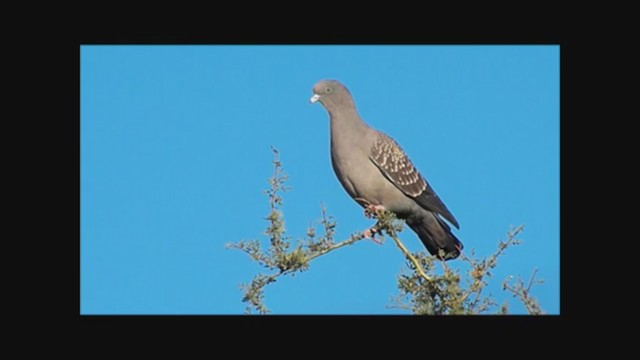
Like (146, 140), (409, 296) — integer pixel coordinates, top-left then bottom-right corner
(229, 148), (545, 315)
(389, 232), (431, 281)
(458, 225), (525, 306)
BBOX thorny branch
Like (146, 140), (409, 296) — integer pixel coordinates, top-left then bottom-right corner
(457, 225), (525, 310)
(227, 147), (545, 315)
(503, 268), (544, 315)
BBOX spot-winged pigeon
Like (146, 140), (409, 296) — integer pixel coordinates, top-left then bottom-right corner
(310, 79), (463, 260)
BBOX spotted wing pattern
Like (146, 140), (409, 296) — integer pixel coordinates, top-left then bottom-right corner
(369, 133), (459, 229)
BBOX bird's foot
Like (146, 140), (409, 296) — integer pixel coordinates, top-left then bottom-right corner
(354, 198), (385, 218)
(363, 227), (384, 245)
(364, 204), (386, 219)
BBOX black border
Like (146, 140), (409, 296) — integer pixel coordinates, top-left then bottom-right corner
(70, 36), (570, 337)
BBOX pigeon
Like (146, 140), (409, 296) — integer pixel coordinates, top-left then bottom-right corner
(310, 79), (463, 260)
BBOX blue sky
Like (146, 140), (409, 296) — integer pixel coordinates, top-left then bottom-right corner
(80, 45), (559, 314)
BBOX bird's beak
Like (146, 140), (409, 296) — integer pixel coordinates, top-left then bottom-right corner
(309, 94), (320, 104)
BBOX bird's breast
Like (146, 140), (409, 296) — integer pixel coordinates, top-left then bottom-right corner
(330, 148), (410, 212)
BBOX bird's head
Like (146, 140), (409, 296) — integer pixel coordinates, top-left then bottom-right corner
(309, 79), (354, 110)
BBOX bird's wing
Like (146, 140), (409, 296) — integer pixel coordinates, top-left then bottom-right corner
(369, 132), (459, 229)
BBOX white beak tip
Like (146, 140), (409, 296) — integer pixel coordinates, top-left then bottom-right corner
(309, 94), (320, 103)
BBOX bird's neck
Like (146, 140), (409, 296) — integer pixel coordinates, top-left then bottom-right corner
(329, 107), (370, 145)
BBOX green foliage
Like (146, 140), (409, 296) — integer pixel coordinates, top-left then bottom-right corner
(227, 147), (544, 315)
(388, 225), (532, 315)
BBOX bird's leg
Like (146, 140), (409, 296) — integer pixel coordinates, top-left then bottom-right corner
(354, 198), (385, 244)
(366, 204), (386, 218)
(355, 197), (373, 217)
(355, 198), (386, 219)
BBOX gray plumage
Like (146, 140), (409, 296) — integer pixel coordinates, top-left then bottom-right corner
(310, 79), (463, 260)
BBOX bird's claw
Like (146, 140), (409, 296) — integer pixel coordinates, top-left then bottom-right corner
(364, 204), (386, 218)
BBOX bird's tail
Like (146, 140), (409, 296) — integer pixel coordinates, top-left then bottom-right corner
(407, 213), (463, 261)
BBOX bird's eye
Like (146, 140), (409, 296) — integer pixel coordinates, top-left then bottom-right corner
(326, 87), (333, 93)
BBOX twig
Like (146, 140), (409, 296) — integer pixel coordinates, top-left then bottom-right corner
(470, 287), (484, 311)
(458, 225), (525, 305)
(502, 269), (544, 315)
(252, 233), (366, 287)
(389, 232), (431, 282)
(525, 268), (539, 294)
(307, 234), (363, 261)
